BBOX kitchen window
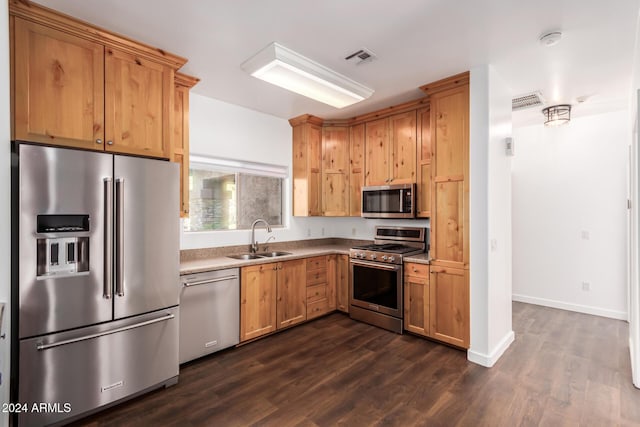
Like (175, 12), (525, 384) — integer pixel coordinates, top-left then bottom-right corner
(183, 156), (287, 232)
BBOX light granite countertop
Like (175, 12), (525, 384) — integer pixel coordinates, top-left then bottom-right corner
(180, 238), (431, 275)
(180, 244), (354, 275)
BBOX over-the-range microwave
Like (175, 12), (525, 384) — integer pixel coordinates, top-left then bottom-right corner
(361, 183), (416, 219)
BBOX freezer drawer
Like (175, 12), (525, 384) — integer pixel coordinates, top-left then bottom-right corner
(18, 307), (179, 427)
(180, 269), (240, 364)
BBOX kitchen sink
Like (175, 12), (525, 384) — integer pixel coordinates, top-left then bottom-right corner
(227, 253), (264, 260)
(255, 251), (292, 257)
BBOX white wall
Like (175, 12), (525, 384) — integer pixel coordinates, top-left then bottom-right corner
(511, 111), (628, 320)
(468, 65), (514, 367)
(629, 7), (640, 388)
(181, 93), (429, 250)
(0, 2), (10, 423)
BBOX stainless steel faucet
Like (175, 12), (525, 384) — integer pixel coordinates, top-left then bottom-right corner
(250, 219), (272, 253)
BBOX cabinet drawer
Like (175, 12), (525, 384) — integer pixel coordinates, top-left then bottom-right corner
(306, 256), (327, 270)
(307, 299), (330, 319)
(306, 269), (327, 286)
(405, 263), (429, 278)
(307, 284), (327, 303)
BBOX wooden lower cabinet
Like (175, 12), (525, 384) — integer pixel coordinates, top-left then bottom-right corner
(240, 263), (277, 341)
(306, 256), (331, 319)
(276, 259), (307, 329)
(429, 265), (469, 348)
(241, 260), (309, 341)
(403, 263), (429, 336)
(333, 254), (350, 313)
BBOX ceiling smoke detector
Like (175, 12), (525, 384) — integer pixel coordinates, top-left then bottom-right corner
(539, 31), (562, 47)
(345, 48), (377, 65)
(512, 91), (545, 111)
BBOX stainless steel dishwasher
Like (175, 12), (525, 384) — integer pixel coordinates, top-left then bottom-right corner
(179, 268), (240, 364)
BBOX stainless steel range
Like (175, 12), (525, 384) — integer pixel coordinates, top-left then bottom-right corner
(349, 226), (428, 333)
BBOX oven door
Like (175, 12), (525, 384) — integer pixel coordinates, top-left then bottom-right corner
(350, 259), (402, 318)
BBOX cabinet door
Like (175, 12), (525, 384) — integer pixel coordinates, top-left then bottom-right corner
(429, 266), (469, 348)
(389, 111), (417, 184)
(173, 83), (190, 217)
(277, 260), (307, 329)
(365, 118), (389, 185)
(432, 179), (465, 267)
(241, 263), (277, 341)
(335, 254), (350, 313)
(322, 126), (349, 216)
(404, 266), (429, 336)
(416, 107), (432, 217)
(308, 125), (323, 216)
(349, 123), (365, 216)
(13, 18), (104, 149)
(105, 48), (172, 158)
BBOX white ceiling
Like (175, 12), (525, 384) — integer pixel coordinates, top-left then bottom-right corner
(35, 0), (640, 124)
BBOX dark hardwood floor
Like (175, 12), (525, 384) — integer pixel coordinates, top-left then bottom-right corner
(72, 302), (640, 426)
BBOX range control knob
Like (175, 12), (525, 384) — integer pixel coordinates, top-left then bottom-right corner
(381, 255), (388, 261)
(371, 254), (377, 260)
(389, 256), (396, 263)
(358, 252), (365, 259)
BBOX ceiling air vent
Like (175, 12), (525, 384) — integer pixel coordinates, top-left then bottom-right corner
(512, 91), (545, 111)
(345, 48), (376, 65)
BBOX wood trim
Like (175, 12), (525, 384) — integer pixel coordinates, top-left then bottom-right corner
(288, 114), (324, 127)
(175, 72), (200, 88)
(419, 71), (470, 96)
(324, 96), (430, 126)
(9, 0), (188, 69)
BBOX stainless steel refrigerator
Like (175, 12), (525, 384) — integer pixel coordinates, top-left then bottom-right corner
(11, 143), (181, 426)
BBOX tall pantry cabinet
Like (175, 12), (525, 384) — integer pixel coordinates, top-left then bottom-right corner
(422, 74), (470, 348)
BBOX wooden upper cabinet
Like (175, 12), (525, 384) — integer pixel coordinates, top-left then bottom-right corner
(364, 111), (417, 186)
(173, 73), (199, 218)
(416, 107), (432, 218)
(349, 123), (365, 217)
(10, 1), (188, 159)
(389, 111), (417, 184)
(13, 18), (104, 149)
(430, 84), (469, 268)
(364, 118), (389, 186)
(291, 116), (323, 216)
(105, 48), (173, 158)
(322, 126), (349, 216)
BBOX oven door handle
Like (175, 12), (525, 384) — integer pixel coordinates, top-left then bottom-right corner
(351, 260), (401, 271)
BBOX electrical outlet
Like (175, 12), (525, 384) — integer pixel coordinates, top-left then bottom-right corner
(321, 227), (325, 236)
(490, 239), (498, 252)
(352, 227), (357, 236)
(582, 282), (590, 291)
(307, 228), (311, 237)
(581, 230), (590, 240)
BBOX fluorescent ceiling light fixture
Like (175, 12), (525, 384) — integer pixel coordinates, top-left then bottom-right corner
(241, 42), (374, 109)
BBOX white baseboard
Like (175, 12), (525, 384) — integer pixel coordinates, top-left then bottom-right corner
(631, 337), (640, 389)
(512, 294), (628, 321)
(467, 330), (515, 367)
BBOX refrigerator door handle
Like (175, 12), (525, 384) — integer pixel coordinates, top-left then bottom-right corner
(103, 177), (113, 299)
(36, 313), (175, 351)
(115, 178), (125, 297)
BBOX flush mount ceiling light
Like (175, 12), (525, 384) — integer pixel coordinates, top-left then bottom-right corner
(542, 104), (571, 126)
(241, 42), (374, 109)
(539, 31), (562, 47)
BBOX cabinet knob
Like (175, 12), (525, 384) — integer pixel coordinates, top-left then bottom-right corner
(96, 139), (102, 144)
(107, 140), (114, 145)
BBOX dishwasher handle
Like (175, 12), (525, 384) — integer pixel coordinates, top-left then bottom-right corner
(183, 275), (239, 288)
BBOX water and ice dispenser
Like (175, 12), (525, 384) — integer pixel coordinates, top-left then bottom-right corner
(36, 215), (90, 278)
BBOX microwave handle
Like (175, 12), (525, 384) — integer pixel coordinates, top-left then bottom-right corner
(399, 189), (404, 213)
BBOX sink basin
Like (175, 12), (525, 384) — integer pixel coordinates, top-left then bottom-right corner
(255, 251), (292, 257)
(227, 253), (264, 260)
